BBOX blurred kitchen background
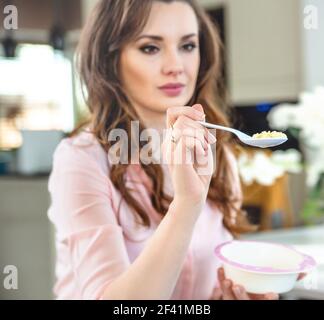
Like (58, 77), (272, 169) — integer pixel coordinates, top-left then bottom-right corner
(0, 0), (323, 300)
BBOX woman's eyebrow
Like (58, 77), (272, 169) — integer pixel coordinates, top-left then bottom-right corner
(135, 33), (198, 42)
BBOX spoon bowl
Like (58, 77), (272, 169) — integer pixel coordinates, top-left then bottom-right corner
(198, 121), (287, 148)
(242, 137), (288, 148)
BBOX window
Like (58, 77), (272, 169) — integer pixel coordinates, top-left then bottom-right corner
(0, 44), (74, 133)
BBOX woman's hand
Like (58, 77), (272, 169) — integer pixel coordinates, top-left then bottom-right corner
(209, 268), (279, 300)
(163, 104), (216, 213)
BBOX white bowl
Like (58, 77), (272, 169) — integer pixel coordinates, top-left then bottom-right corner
(214, 240), (317, 294)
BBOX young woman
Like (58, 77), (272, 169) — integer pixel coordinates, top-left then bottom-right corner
(48, 0), (279, 300)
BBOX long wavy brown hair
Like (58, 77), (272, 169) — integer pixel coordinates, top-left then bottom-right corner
(73, 0), (256, 236)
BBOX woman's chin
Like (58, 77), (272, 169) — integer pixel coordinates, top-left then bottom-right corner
(158, 94), (190, 108)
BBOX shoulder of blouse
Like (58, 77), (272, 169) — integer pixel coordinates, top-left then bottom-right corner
(53, 129), (110, 175)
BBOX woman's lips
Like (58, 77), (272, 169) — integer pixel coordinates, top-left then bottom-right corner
(158, 84), (185, 97)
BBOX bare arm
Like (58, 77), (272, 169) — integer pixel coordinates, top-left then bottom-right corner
(103, 200), (200, 299)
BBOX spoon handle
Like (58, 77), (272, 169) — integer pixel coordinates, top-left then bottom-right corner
(197, 121), (237, 135)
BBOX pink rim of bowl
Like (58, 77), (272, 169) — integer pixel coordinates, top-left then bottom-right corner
(214, 240), (317, 274)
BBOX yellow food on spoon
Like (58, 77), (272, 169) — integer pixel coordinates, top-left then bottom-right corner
(252, 131), (287, 139)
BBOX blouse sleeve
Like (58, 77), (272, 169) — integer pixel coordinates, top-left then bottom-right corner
(48, 140), (130, 299)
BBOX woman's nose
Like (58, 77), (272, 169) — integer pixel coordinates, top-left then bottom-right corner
(161, 50), (184, 76)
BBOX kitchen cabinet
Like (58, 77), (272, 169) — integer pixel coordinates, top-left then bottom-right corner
(0, 176), (54, 299)
(201, 0), (302, 104)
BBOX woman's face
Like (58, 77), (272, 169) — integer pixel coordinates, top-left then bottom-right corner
(120, 1), (200, 126)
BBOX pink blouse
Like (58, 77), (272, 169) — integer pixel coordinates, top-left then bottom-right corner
(47, 130), (240, 300)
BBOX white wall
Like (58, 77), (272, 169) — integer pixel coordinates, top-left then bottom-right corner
(300, 0), (324, 90)
(227, 0), (302, 104)
(203, 0), (324, 97)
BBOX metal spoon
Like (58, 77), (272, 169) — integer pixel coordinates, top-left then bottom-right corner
(198, 121), (288, 148)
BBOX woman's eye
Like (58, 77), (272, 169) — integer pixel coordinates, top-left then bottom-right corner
(139, 43), (197, 55)
(182, 43), (197, 52)
(140, 45), (159, 54)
